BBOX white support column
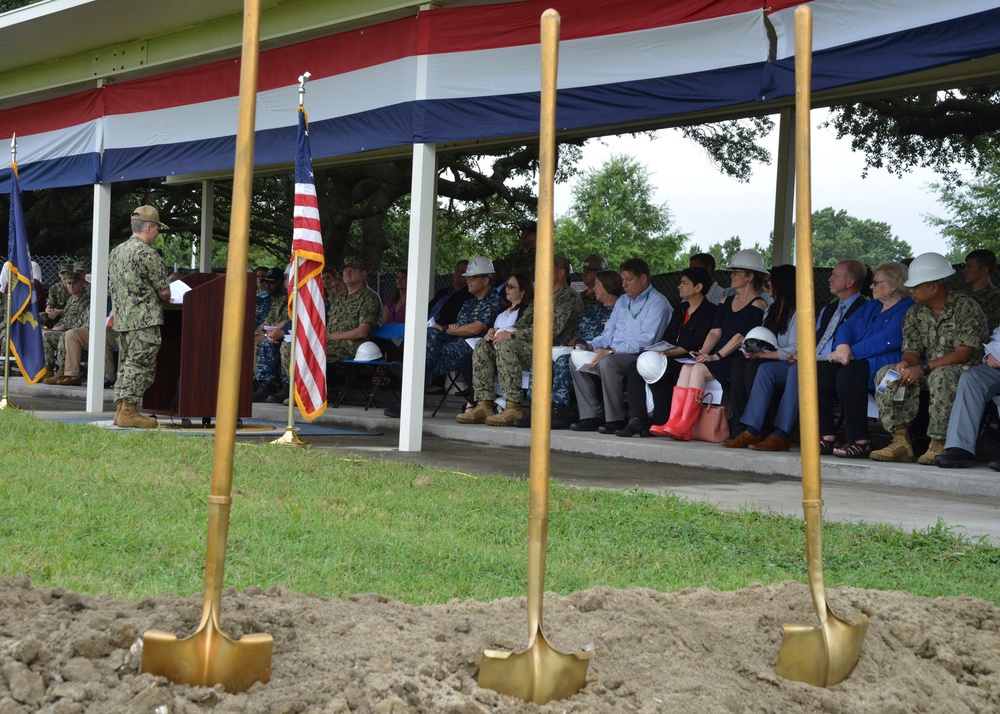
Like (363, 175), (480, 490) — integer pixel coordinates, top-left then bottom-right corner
(200, 180), (214, 272)
(399, 142), (437, 452)
(771, 107), (795, 266)
(85, 182), (111, 413)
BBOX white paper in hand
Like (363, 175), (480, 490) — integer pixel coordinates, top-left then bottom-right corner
(169, 280), (192, 304)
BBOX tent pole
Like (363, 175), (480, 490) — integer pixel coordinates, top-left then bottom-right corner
(85, 182), (111, 414)
(772, 107), (796, 265)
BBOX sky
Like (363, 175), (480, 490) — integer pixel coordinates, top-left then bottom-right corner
(552, 111), (954, 259)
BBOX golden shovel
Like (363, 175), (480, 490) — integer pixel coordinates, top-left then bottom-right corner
(478, 9), (593, 704)
(775, 5), (869, 687)
(141, 0), (273, 691)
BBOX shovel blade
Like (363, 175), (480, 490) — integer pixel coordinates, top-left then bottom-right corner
(776, 610), (869, 687)
(141, 620), (273, 693)
(479, 630), (593, 704)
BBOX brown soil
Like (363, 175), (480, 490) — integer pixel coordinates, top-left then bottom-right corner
(1, 576), (998, 713)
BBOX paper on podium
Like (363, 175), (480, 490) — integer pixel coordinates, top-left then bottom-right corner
(169, 280), (192, 304)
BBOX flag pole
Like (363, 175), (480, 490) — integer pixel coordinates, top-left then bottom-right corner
(271, 72), (312, 447)
(2, 135), (22, 411)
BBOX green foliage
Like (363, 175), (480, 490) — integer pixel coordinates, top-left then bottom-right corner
(679, 117), (774, 182)
(804, 207), (912, 267)
(2, 410), (998, 605)
(825, 88), (1000, 185)
(926, 159), (1000, 259)
(555, 155), (688, 274)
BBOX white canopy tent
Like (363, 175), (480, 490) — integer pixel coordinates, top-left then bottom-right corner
(3, 0), (1000, 448)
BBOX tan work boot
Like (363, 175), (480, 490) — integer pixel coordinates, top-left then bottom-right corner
(117, 402), (158, 429)
(113, 400), (123, 425)
(486, 402), (523, 427)
(455, 400), (494, 424)
(870, 427), (913, 462)
(917, 438), (946, 465)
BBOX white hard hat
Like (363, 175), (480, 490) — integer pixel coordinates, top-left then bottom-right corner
(463, 256), (495, 276)
(728, 249), (769, 275)
(903, 252), (954, 288)
(636, 351), (668, 384)
(354, 341), (382, 362)
(742, 326), (778, 354)
(570, 349), (596, 370)
(552, 346), (574, 362)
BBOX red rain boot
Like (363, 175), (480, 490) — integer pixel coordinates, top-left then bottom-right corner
(663, 388), (704, 441)
(649, 387), (689, 437)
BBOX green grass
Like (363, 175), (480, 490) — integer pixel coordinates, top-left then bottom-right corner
(2, 409), (998, 604)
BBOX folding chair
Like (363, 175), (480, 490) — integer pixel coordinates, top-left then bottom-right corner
(331, 323), (405, 410)
(431, 369), (466, 417)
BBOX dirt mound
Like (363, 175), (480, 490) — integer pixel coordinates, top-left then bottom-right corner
(1, 576), (997, 713)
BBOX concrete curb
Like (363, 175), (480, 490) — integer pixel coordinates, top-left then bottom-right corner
(14, 381), (1000, 500)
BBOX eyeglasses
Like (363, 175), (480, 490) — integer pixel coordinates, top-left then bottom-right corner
(506, 283), (520, 290)
(871, 279), (889, 286)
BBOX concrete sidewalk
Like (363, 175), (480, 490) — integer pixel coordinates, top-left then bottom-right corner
(9, 379), (1000, 543)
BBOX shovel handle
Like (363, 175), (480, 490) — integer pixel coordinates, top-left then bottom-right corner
(793, 5), (820, 505)
(525, 8), (560, 634)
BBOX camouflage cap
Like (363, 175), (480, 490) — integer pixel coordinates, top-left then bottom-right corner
(72, 261), (88, 273)
(342, 255), (366, 270)
(58, 262), (74, 274)
(63, 271), (83, 284)
(554, 252), (571, 272)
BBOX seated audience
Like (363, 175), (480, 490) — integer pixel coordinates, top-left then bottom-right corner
(41, 267), (89, 380)
(456, 272), (532, 414)
(381, 269), (407, 325)
(726, 264), (798, 430)
(424, 256), (503, 389)
(962, 248), (1000, 330)
(579, 254), (609, 310)
(252, 268), (289, 402)
(721, 258), (866, 450)
(689, 252), (726, 305)
(935, 323), (1000, 470)
(820, 262), (913, 458)
(617, 266), (717, 437)
(871, 252), (988, 464)
(428, 260), (471, 326)
(569, 257), (672, 434)
(461, 254), (583, 426)
(653, 249), (769, 440)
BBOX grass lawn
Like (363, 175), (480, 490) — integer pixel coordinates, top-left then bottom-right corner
(2, 409), (998, 604)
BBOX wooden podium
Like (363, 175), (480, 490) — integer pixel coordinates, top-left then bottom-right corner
(142, 272), (254, 424)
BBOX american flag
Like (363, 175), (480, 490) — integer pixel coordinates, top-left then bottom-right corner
(3, 161), (46, 384)
(287, 106), (326, 419)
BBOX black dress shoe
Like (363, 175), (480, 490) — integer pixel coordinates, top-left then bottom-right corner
(989, 460), (1000, 472)
(598, 419), (627, 435)
(569, 417), (601, 432)
(934, 447), (977, 468)
(252, 385), (276, 402)
(550, 409), (577, 430)
(615, 417), (649, 438)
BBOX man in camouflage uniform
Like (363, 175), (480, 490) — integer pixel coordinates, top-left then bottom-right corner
(459, 252), (582, 426)
(425, 256), (502, 387)
(278, 255), (381, 398)
(504, 222), (537, 280)
(252, 268), (289, 402)
(872, 252), (988, 464)
(961, 249), (1000, 330)
(40, 268), (89, 380)
(579, 253), (608, 311)
(108, 205), (170, 428)
(42, 263), (75, 328)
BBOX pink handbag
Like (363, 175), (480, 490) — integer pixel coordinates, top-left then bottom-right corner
(691, 393), (728, 443)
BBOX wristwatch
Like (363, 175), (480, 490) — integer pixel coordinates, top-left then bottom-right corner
(920, 361), (931, 375)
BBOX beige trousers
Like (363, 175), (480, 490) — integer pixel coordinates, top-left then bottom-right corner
(62, 327), (118, 378)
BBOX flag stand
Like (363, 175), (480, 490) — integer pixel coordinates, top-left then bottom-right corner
(1, 279), (21, 411)
(270, 73), (317, 448)
(271, 257), (310, 447)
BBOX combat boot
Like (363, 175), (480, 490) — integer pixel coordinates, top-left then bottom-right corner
(113, 400), (123, 425)
(917, 438), (946, 466)
(869, 427), (913, 462)
(486, 402), (523, 426)
(117, 401), (158, 429)
(456, 400), (494, 424)
(43, 369), (63, 385)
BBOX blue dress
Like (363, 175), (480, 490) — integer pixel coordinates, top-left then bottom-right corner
(705, 295), (766, 380)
